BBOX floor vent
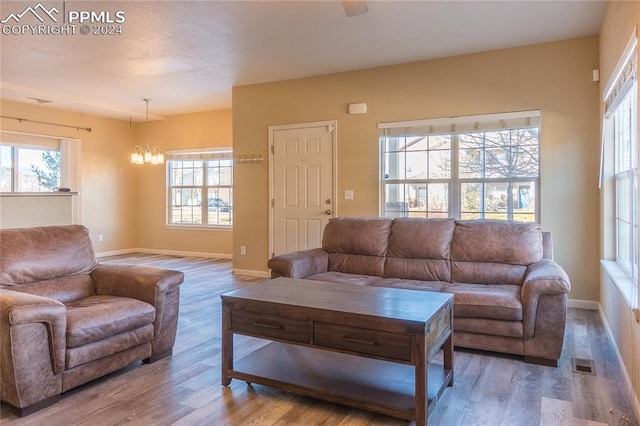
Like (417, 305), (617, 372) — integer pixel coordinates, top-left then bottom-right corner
(572, 357), (596, 375)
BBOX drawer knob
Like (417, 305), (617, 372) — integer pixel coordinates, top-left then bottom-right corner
(341, 336), (377, 346)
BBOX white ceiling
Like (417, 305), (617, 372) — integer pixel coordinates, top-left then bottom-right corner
(0, 0), (606, 121)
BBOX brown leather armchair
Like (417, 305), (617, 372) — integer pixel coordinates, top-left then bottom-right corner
(0, 225), (184, 416)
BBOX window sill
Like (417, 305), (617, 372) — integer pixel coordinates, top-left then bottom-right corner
(0, 192), (78, 196)
(601, 259), (639, 309)
(165, 224), (232, 232)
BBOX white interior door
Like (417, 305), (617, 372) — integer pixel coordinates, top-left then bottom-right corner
(270, 122), (335, 257)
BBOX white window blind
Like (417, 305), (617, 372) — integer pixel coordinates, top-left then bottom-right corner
(378, 110), (541, 137)
(166, 150), (232, 161)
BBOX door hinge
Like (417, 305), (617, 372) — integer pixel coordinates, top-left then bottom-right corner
(270, 145), (274, 154)
(271, 199), (275, 207)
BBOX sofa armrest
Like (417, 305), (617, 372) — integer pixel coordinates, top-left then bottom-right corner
(91, 264), (185, 359)
(267, 248), (329, 278)
(521, 259), (571, 339)
(0, 290), (66, 374)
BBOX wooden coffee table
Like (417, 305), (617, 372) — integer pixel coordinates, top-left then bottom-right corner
(221, 277), (454, 425)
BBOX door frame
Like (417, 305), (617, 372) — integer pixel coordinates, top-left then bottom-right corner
(268, 120), (338, 258)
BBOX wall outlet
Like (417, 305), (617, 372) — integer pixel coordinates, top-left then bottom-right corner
(98, 234), (104, 242)
(344, 190), (354, 200)
(240, 246), (246, 256)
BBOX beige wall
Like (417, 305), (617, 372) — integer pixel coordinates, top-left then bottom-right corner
(133, 109), (233, 255)
(0, 101), (233, 257)
(598, 0), (640, 411)
(0, 99), (137, 252)
(233, 36), (601, 301)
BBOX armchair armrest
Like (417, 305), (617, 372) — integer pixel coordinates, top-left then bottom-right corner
(267, 248), (329, 279)
(521, 259), (571, 339)
(91, 264), (184, 303)
(91, 264), (185, 359)
(0, 289), (66, 375)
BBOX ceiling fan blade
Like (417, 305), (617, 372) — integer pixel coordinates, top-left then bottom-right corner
(342, 0), (368, 17)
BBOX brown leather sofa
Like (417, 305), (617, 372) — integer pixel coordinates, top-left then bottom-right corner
(0, 225), (185, 416)
(268, 217), (571, 367)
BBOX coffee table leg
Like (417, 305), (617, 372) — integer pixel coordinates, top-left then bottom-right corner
(221, 304), (233, 386)
(415, 333), (427, 426)
(444, 332), (454, 386)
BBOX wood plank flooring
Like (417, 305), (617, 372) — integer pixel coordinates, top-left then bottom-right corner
(1, 253), (638, 426)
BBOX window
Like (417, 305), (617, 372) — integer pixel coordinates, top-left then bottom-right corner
(600, 32), (639, 306)
(380, 111), (540, 222)
(612, 75), (638, 281)
(0, 144), (61, 192)
(167, 150), (233, 227)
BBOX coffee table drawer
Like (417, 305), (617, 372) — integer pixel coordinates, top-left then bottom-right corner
(313, 322), (412, 362)
(231, 310), (310, 343)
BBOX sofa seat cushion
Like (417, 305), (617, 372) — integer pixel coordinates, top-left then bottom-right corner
(371, 278), (448, 292)
(66, 295), (155, 348)
(307, 272), (382, 286)
(66, 325), (154, 369)
(443, 283), (522, 321)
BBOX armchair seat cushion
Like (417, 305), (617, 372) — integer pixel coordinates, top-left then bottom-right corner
(66, 325), (154, 369)
(65, 296), (155, 347)
(443, 283), (522, 321)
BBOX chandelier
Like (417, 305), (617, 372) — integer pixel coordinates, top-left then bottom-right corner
(131, 98), (164, 165)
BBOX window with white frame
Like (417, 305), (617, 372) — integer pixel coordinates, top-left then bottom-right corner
(0, 133), (79, 193)
(379, 111), (540, 222)
(602, 35), (639, 285)
(613, 87), (638, 280)
(166, 149), (233, 227)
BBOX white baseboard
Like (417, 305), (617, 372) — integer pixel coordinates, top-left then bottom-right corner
(96, 248), (232, 260)
(232, 268), (270, 278)
(95, 248), (138, 258)
(598, 305), (640, 422)
(568, 299), (600, 310)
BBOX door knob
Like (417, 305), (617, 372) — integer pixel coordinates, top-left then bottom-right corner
(324, 210), (332, 215)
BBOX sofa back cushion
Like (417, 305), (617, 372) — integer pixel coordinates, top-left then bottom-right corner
(0, 225), (98, 286)
(322, 217), (392, 277)
(450, 220), (542, 285)
(385, 218), (455, 281)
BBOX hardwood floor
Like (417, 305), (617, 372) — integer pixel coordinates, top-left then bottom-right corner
(1, 253), (638, 426)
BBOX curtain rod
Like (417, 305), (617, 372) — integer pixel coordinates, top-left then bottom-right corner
(0, 115), (92, 132)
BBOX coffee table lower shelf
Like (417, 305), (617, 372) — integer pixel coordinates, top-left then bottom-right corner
(229, 341), (452, 422)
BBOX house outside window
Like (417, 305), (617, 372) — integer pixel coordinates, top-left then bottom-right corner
(379, 111), (540, 222)
(166, 149), (233, 228)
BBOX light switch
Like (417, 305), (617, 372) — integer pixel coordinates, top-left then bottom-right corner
(344, 190), (354, 200)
